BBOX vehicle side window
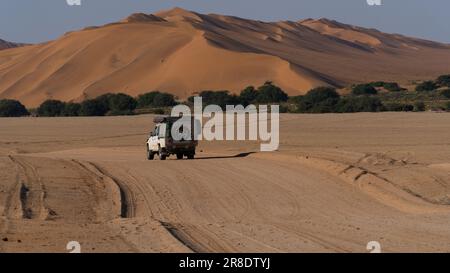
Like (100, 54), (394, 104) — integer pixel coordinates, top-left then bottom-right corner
(154, 126), (159, 137)
(159, 123), (166, 138)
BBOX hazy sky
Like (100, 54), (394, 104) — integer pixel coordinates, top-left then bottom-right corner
(1, 0), (449, 44)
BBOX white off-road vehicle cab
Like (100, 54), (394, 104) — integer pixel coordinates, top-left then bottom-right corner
(146, 116), (199, 160)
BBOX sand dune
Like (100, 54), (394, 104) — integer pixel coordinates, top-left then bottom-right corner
(1, 113), (450, 252)
(1, 7), (450, 107)
(300, 19), (383, 47)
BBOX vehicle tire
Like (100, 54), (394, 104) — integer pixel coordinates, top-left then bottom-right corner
(147, 147), (155, 160)
(187, 153), (195, 160)
(159, 146), (166, 160)
(176, 153), (183, 160)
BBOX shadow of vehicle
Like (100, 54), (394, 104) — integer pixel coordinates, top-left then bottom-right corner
(194, 152), (257, 160)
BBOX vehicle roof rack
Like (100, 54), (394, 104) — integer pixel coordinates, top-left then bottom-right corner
(153, 116), (186, 123)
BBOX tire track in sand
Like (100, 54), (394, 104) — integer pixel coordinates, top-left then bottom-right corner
(7, 156), (50, 220)
(71, 160), (134, 219)
(93, 164), (235, 252)
(72, 160), (198, 252)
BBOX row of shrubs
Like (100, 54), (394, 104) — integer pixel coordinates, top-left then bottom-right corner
(2, 78), (450, 117)
(187, 81), (288, 108)
(36, 91), (177, 117)
(33, 82), (288, 117)
(293, 86), (450, 113)
(0, 91), (177, 117)
(3, 82), (287, 117)
(351, 75), (450, 94)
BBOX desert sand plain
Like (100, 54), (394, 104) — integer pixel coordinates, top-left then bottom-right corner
(0, 112), (450, 253)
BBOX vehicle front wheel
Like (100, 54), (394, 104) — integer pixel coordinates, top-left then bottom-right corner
(176, 153), (183, 160)
(147, 147), (154, 160)
(187, 154), (195, 160)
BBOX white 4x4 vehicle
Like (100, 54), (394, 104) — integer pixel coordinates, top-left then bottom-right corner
(146, 116), (199, 160)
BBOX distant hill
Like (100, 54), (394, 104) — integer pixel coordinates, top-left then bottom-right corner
(0, 38), (25, 50)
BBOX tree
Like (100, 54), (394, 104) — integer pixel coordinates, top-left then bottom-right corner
(254, 82), (288, 103)
(37, 100), (65, 117)
(0, 99), (29, 117)
(335, 96), (384, 113)
(352, 84), (378, 95)
(152, 93), (176, 107)
(382, 82), (402, 92)
(79, 93), (138, 116)
(94, 93), (113, 111)
(62, 102), (81, 116)
(79, 99), (108, 116)
(297, 87), (340, 113)
(436, 75), (450, 87)
(108, 93), (137, 114)
(137, 91), (176, 108)
(416, 81), (437, 92)
(369, 82), (402, 92)
(369, 82), (385, 88)
(239, 86), (258, 106)
(414, 101), (426, 112)
(189, 90), (238, 109)
(137, 91), (160, 108)
(288, 95), (304, 105)
(384, 103), (414, 112)
(441, 89), (450, 99)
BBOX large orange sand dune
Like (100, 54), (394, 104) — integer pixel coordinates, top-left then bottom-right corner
(1, 7), (450, 107)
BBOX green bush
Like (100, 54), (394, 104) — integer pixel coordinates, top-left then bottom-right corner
(0, 99), (29, 117)
(108, 93), (137, 113)
(335, 96), (384, 113)
(441, 89), (450, 99)
(152, 108), (165, 115)
(92, 93), (112, 110)
(436, 75), (450, 87)
(414, 101), (426, 112)
(137, 91), (176, 108)
(369, 82), (401, 92)
(297, 87), (340, 113)
(149, 83), (288, 109)
(352, 84), (378, 95)
(137, 91), (160, 107)
(382, 82), (402, 92)
(37, 100), (65, 117)
(62, 103), (81, 116)
(416, 81), (437, 92)
(254, 82), (288, 103)
(384, 103), (414, 112)
(189, 90), (239, 109)
(79, 99), (109, 116)
(152, 93), (176, 108)
(79, 93), (138, 116)
(239, 86), (258, 106)
(288, 95), (304, 105)
(369, 82), (385, 88)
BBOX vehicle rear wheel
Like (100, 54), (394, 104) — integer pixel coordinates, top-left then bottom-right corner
(187, 154), (195, 160)
(176, 153), (183, 160)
